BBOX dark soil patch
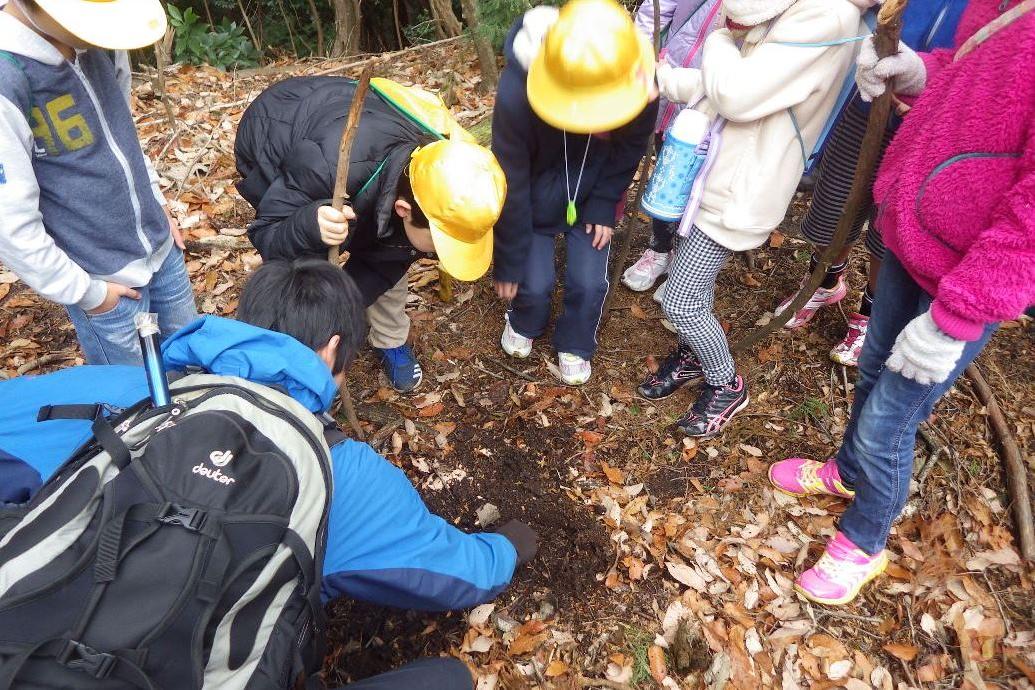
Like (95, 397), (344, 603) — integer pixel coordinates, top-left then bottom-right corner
(321, 417), (613, 683)
(322, 600), (467, 686)
(425, 419), (613, 612)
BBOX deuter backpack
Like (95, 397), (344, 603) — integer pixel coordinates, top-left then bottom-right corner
(0, 373), (341, 689)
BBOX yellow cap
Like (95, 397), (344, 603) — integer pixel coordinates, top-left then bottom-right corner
(527, 0), (654, 134)
(34, 0), (168, 50)
(409, 140), (507, 282)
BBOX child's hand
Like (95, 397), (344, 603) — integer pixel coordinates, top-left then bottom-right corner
(656, 63), (702, 105)
(586, 224), (613, 250)
(164, 205), (185, 250)
(495, 280), (519, 301)
(318, 205), (356, 247)
(885, 310), (965, 384)
(87, 282), (141, 316)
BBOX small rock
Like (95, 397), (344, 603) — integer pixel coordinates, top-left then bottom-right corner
(476, 502), (501, 527)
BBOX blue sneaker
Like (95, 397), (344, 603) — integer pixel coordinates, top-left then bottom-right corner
(375, 344), (423, 393)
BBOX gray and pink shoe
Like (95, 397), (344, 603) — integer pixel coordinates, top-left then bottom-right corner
(676, 375), (749, 438)
(775, 276), (848, 329)
(768, 458), (855, 499)
(795, 531), (888, 605)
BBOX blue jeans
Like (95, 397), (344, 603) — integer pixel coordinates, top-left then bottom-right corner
(508, 229), (610, 360)
(836, 252), (997, 555)
(66, 247), (198, 366)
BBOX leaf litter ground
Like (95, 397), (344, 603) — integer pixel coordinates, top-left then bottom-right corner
(0, 44), (1032, 690)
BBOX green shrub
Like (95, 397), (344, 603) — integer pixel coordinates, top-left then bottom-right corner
(168, 4), (259, 69)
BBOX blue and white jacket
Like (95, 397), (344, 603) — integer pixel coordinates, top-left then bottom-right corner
(0, 12), (170, 312)
(0, 316), (518, 610)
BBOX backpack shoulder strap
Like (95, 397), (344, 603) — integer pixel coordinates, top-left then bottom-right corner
(318, 412), (348, 448)
(955, 0), (1035, 61)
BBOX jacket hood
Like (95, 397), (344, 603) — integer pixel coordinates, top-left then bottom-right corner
(161, 316), (338, 414)
(722, 0), (797, 25)
(0, 10), (66, 65)
(502, 19), (525, 74)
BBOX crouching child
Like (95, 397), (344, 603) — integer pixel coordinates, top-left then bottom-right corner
(236, 77), (506, 393)
(0, 259), (535, 689)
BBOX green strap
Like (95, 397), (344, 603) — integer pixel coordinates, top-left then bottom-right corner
(355, 156), (389, 199)
(367, 80), (446, 141)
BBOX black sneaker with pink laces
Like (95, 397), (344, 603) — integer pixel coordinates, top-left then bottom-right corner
(677, 375), (749, 438)
(637, 343), (704, 400)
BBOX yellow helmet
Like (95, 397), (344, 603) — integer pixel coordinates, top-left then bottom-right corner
(527, 0), (655, 134)
(409, 140), (507, 282)
(31, 0), (168, 50)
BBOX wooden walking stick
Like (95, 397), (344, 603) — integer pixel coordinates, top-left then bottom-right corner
(601, 0), (662, 324)
(966, 365), (1035, 562)
(328, 66), (376, 440)
(733, 0), (909, 353)
(328, 64), (375, 263)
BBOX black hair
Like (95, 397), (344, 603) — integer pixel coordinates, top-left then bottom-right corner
(237, 259), (367, 375)
(395, 170), (430, 229)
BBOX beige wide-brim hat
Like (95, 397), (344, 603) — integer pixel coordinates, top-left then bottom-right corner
(34, 0), (168, 50)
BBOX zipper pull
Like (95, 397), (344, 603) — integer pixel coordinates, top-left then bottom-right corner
(999, 0), (1010, 11)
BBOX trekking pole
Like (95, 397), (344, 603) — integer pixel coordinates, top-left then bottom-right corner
(135, 313), (171, 406)
(732, 0), (909, 353)
(328, 64), (375, 264)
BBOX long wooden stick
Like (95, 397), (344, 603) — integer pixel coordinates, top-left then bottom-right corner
(328, 64), (375, 263)
(732, 0), (909, 353)
(966, 364), (1034, 562)
(601, 0), (662, 323)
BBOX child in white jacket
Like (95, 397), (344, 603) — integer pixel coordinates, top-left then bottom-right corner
(637, 0), (874, 437)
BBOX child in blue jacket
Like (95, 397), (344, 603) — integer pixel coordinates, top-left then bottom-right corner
(0, 259), (537, 614)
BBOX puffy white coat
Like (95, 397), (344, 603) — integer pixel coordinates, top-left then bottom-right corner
(681, 0), (872, 250)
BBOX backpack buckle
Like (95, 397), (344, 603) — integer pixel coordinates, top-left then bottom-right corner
(58, 640), (116, 679)
(157, 503), (206, 531)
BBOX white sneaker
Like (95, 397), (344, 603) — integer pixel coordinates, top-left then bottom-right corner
(501, 316), (532, 358)
(557, 352), (591, 385)
(622, 249), (670, 292)
(653, 278), (668, 305)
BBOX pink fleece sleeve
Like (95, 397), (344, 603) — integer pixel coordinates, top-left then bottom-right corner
(931, 136), (1035, 340)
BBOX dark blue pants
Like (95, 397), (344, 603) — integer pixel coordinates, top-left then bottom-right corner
(508, 228), (610, 360)
(340, 658), (473, 690)
(835, 252), (997, 555)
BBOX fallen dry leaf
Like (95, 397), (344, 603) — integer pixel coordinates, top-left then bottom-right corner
(882, 643), (918, 662)
(545, 660), (569, 678)
(648, 645), (668, 685)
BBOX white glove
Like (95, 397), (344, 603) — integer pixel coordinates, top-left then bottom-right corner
(855, 38), (926, 102)
(885, 310), (966, 385)
(512, 6), (559, 71)
(656, 63), (703, 105)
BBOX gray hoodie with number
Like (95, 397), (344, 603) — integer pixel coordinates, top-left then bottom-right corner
(0, 11), (170, 311)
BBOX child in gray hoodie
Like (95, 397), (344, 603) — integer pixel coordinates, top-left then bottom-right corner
(0, 0), (196, 365)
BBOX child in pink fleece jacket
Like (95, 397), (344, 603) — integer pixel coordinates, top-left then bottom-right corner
(769, 0), (1035, 606)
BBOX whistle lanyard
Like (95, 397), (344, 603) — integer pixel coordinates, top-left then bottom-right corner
(563, 132), (592, 226)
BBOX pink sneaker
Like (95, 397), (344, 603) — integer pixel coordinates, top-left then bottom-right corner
(830, 313), (869, 367)
(622, 249), (670, 292)
(768, 458), (855, 499)
(795, 531), (889, 605)
(775, 276), (848, 329)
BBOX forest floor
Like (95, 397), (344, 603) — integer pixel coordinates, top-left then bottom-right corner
(1, 42), (1032, 690)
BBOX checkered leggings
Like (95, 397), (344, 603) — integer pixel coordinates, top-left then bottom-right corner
(661, 226), (736, 386)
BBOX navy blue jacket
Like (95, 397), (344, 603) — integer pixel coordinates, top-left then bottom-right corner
(0, 317), (517, 610)
(491, 20), (658, 284)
